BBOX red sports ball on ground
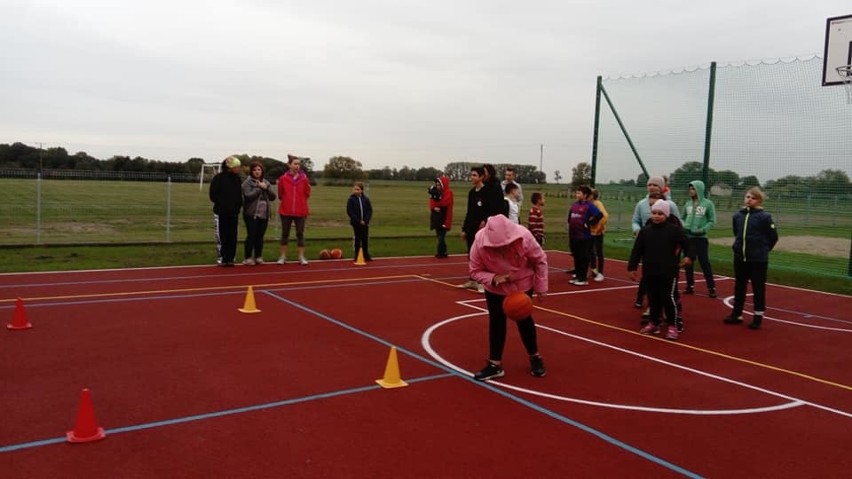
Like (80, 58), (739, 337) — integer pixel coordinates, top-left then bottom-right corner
(330, 248), (343, 259)
(503, 291), (533, 321)
(319, 249), (331, 260)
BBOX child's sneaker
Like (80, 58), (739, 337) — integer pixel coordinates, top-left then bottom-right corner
(641, 308), (651, 319)
(530, 356), (546, 377)
(254, 257), (265, 265)
(594, 272), (605, 282)
(242, 258), (256, 266)
(723, 314), (743, 324)
(708, 288), (717, 298)
(748, 315), (763, 330)
(634, 300), (643, 309)
(473, 362), (505, 381)
(676, 317), (684, 333)
(665, 325), (679, 340)
(640, 323), (660, 335)
(683, 286), (694, 294)
(276, 256), (287, 265)
(299, 257), (309, 265)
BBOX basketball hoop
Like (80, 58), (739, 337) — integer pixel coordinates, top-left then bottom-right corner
(837, 65), (852, 104)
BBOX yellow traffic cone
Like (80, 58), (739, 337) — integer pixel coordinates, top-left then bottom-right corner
(375, 346), (408, 389)
(238, 286), (261, 313)
(354, 249), (367, 266)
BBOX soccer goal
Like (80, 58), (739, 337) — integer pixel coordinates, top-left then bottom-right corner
(199, 162), (221, 191)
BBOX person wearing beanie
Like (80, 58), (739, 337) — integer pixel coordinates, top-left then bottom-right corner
(628, 195), (694, 341)
(209, 155), (244, 266)
(630, 175), (681, 311)
(724, 187), (778, 330)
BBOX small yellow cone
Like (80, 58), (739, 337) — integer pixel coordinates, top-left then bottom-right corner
(238, 286), (261, 313)
(354, 249), (366, 266)
(375, 346), (408, 389)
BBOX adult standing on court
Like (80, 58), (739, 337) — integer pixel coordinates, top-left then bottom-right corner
(276, 155), (311, 265)
(241, 160), (276, 265)
(209, 155), (243, 267)
(469, 214), (548, 380)
(429, 175), (454, 258)
(682, 180), (717, 297)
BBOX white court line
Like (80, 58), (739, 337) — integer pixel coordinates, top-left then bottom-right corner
(720, 296), (852, 332)
(422, 305), (851, 418)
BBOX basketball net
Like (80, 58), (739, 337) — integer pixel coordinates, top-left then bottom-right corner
(837, 65), (852, 105)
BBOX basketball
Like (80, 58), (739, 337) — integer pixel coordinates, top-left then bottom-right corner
(503, 291), (533, 321)
(319, 249), (331, 260)
(330, 248), (343, 259)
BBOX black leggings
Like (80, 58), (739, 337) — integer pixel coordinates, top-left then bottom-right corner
(484, 290), (539, 362)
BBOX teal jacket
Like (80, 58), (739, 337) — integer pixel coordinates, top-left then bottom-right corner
(682, 180), (716, 237)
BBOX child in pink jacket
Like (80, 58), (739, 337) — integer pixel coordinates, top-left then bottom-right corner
(469, 214), (549, 381)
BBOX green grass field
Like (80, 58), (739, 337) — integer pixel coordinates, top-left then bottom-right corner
(0, 178), (849, 294)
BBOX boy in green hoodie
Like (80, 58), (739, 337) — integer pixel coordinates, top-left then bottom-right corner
(682, 180), (717, 297)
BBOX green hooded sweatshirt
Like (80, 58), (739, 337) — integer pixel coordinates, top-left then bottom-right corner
(682, 180), (716, 237)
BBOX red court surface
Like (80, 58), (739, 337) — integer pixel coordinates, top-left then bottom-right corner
(1, 251), (850, 478)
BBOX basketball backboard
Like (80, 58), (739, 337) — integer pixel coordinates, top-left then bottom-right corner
(822, 14), (852, 86)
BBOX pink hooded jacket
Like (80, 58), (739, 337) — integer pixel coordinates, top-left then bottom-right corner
(469, 215), (549, 295)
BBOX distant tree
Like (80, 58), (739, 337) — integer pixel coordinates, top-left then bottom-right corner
(444, 161), (476, 181)
(739, 175), (760, 189)
(636, 172), (648, 185)
(670, 161), (704, 189)
(571, 162), (591, 188)
(813, 169), (851, 195)
(553, 170), (562, 184)
(323, 156), (364, 180)
(415, 166), (441, 181)
(713, 170), (740, 190)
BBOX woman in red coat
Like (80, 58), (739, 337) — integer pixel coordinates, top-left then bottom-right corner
(276, 155), (312, 265)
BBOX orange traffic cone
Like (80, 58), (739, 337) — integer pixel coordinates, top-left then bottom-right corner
(375, 346), (408, 389)
(7, 297), (32, 330)
(66, 388), (106, 443)
(238, 286), (261, 314)
(354, 249), (367, 266)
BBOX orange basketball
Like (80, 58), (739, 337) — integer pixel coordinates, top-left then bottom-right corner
(330, 248), (343, 259)
(503, 291), (533, 321)
(319, 249), (331, 260)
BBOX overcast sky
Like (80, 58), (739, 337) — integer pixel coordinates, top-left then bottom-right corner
(1, 0), (850, 179)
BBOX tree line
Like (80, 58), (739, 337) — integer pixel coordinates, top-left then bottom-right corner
(0, 142), (549, 184)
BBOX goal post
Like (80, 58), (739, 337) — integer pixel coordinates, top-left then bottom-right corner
(199, 162), (221, 191)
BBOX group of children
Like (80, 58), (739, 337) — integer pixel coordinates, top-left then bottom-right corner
(626, 179), (778, 339)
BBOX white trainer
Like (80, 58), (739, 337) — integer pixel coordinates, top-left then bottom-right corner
(276, 256), (286, 265)
(242, 258), (256, 266)
(254, 258), (265, 265)
(299, 257), (309, 265)
(594, 273), (605, 282)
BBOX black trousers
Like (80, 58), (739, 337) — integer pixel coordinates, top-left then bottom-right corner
(732, 259), (769, 316)
(352, 223), (370, 259)
(243, 215), (269, 259)
(218, 214), (239, 264)
(484, 290), (539, 362)
(645, 274), (679, 325)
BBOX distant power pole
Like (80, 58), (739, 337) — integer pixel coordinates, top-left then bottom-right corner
(539, 144), (543, 172)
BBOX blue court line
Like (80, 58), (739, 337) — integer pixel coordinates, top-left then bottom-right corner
(262, 290), (703, 478)
(0, 373), (452, 453)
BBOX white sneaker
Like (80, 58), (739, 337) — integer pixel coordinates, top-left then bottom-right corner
(254, 258), (264, 265)
(594, 273), (605, 282)
(299, 257), (309, 265)
(276, 256), (287, 265)
(242, 258), (256, 266)
(476, 283), (485, 294)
